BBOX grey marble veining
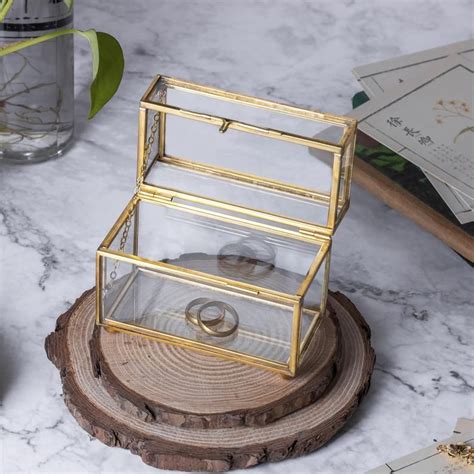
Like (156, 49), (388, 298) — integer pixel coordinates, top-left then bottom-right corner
(1, 0), (473, 472)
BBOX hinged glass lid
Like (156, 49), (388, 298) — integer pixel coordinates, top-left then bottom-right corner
(139, 76), (357, 237)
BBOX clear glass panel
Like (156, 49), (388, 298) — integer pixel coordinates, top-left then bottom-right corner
(299, 252), (329, 352)
(310, 125), (354, 222)
(146, 161), (330, 227)
(160, 114), (334, 195)
(337, 135), (355, 218)
(144, 113), (336, 227)
(142, 108), (162, 176)
(338, 151), (346, 218)
(109, 199), (320, 295)
(101, 255), (138, 321)
(170, 195), (305, 234)
(102, 258), (294, 364)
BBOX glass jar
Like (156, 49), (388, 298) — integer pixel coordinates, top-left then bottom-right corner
(0, 0), (74, 164)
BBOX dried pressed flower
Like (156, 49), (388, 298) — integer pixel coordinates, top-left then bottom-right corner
(437, 443), (474, 465)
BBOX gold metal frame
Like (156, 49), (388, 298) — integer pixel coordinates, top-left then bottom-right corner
(96, 75), (357, 377)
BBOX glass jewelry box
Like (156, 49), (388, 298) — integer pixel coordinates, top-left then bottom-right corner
(96, 76), (357, 377)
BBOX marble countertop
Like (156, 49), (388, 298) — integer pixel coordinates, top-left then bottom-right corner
(1, 1), (473, 472)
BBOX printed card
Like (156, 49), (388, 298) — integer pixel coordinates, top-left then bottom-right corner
(351, 55), (474, 199)
(427, 173), (474, 224)
(366, 418), (474, 473)
(353, 39), (474, 98)
(353, 40), (474, 222)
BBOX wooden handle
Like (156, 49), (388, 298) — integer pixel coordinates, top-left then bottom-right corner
(352, 156), (474, 262)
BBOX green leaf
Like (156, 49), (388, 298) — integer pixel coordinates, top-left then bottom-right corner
(64, 0), (73, 11)
(371, 156), (406, 172)
(356, 143), (408, 172)
(0, 29), (124, 118)
(88, 32), (124, 118)
(352, 91), (370, 109)
(0, 0), (14, 22)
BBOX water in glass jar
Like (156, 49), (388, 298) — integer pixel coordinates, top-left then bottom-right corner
(0, 0), (74, 163)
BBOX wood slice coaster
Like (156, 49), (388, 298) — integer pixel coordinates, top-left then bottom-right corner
(45, 288), (375, 472)
(89, 305), (341, 429)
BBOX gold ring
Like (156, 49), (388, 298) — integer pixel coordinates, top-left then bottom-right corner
(185, 297), (225, 327)
(217, 243), (257, 276)
(240, 237), (276, 264)
(217, 239), (276, 280)
(197, 301), (239, 337)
